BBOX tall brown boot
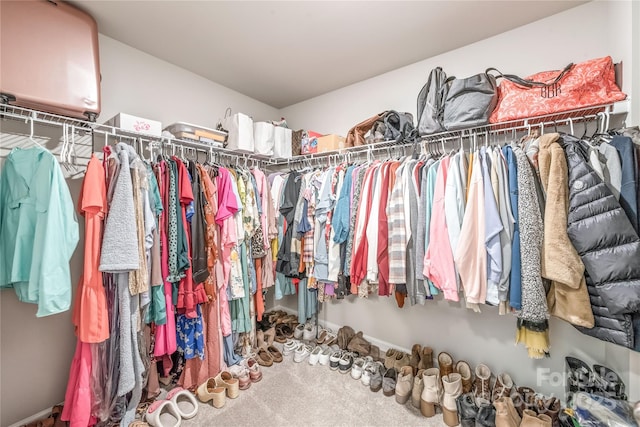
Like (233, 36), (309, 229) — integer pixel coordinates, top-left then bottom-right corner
(474, 364), (492, 405)
(420, 346), (434, 370)
(521, 409), (552, 427)
(494, 396), (521, 427)
(456, 361), (474, 394)
(438, 352), (454, 378)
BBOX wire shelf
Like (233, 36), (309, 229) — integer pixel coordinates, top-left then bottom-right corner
(0, 102), (628, 169)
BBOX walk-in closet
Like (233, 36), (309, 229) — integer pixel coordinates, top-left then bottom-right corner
(1, 1), (640, 427)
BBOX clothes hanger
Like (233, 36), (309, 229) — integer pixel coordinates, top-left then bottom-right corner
(590, 111), (613, 144)
(68, 125), (77, 169)
(25, 113), (44, 149)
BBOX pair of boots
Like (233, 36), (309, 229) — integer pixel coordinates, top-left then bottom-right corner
(409, 344), (434, 374)
(456, 393), (496, 427)
(510, 386), (561, 427)
(439, 352), (474, 394)
(459, 395), (552, 427)
(419, 368), (463, 426)
(474, 364), (515, 405)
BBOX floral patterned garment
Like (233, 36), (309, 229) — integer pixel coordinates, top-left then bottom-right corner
(176, 305), (205, 360)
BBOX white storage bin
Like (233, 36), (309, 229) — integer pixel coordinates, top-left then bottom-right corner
(253, 122), (275, 155)
(273, 126), (292, 158)
(224, 112), (254, 153)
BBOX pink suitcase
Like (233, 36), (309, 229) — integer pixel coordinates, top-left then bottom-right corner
(1, 0), (101, 121)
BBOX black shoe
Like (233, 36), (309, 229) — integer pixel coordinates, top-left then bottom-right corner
(593, 364), (627, 400)
(475, 402), (496, 427)
(456, 393), (478, 427)
(565, 356), (593, 405)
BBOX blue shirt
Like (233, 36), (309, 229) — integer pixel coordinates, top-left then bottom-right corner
(332, 165), (354, 244)
(480, 148), (503, 305)
(502, 145), (522, 310)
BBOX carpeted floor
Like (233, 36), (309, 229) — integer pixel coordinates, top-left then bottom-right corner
(183, 353), (447, 426)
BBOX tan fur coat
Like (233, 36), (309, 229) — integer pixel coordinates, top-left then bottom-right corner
(538, 133), (595, 328)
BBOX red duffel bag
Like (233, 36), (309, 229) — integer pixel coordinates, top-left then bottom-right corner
(489, 56), (626, 123)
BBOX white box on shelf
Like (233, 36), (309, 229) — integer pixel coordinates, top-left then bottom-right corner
(104, 113), (162, 137)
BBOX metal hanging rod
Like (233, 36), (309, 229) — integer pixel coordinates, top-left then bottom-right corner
(1, 102), (627, 169)
(270, 103), (625, 166)
(0, 104), (278, 167)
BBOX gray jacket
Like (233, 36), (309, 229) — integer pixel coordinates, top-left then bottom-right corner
(563, 136), (640, 349)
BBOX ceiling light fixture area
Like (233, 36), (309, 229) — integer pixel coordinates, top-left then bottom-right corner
(70, 1), (585, 109)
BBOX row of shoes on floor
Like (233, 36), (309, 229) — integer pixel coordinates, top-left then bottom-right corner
(145, 357), (265, 427)
(387, 349), (574, 427)
(262, 311), (383, 358)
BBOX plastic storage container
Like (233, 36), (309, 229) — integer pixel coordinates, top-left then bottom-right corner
(164, 122), (227, 146)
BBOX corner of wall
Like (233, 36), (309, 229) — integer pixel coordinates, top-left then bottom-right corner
(631, 0), (640, 126)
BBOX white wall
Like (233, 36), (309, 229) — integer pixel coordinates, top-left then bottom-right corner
(281, 1), (633, 134)
(278, 0), (638, 401)
(98, 36), (280, 129)
(0, 35), (279, 427)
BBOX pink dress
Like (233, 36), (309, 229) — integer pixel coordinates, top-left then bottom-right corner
(62, 155), (107, 426)
(153, 162), (177, 373)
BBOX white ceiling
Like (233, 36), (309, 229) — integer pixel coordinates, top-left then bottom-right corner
(71, 0), (586, 109)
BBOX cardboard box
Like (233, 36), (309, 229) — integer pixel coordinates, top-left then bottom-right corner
(317, 134), (346, 153)
(104, 113), (162, 137)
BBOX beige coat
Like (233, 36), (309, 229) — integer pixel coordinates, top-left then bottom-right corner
(538, 133), (595, 328)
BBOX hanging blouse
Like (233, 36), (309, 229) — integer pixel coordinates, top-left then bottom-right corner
(0, 146), (79, 316)
(454, 153), (486, 312)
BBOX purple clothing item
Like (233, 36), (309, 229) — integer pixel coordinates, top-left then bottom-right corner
(480, 147), (503, 304)
(349, 166), (360, 207)
(324, 283), (335, 296)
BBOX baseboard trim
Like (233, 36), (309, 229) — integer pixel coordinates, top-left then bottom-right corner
(7, 405), (59, 427)
(270, 305), (412, 355)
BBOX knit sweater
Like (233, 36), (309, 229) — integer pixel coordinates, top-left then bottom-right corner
(99, 143), (140, 273)
(513, 146), (548, 325)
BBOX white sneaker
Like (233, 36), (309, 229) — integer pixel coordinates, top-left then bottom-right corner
(318, 346), (333, 366)
(293, 324), (305, 340)
(308, 346), (322, 365)
(361, 361), (379, 386)
(329, 350), (343, 371)
(293, 344), (312, 363)
(302, 323), (317, 341)
(338, 352), (354, 374)
(283, 339), (298, 356)
(351, 357), (366, 380)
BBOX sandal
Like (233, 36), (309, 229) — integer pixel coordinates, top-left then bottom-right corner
(315, 328), (334, 345)
(275, 324), (293, 343)
(166, 387), (198, 419)
(266, 345), (283, 363)
(257, 347), (274, 367)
